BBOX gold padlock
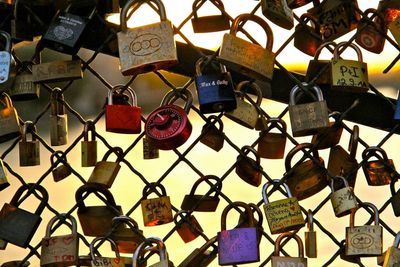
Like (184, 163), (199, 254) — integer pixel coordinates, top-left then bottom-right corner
(311, 111), (343, 150)
(261, 0), (294, 30)
(200, 115), (225, 152)
(271, 232), (308, 267)
(235, 145), (263, 187)
(50, 88), (68, 146)
(257, 117), (287, 159)
(305, 210), (317, 258)
(305, 41), (337, 86)
(87, 147), (122, 188)
(383, 232), (400, 267)
(362, 146), (396, 186)
(191, 0), (230, 33)
(51, 150), (71, 182)
(81, 120), (97, 167)
(330, 176), (358, 218)
(110, 215), (145, 254)
(0, 159), (9, 191)
(19, 121), (40, 167)
(0, 93), (21, 142)
(141, 183), (173, 227)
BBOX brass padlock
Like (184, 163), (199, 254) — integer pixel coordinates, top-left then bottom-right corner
(87, 147), (122, 188)
(191, 0), (230, 33)
(257, 117), (287, 159)
(110, 215), (145, 254)
(0, 93), (21, 142)
(271, 232), (308, 267)
(355, 9), (387, 54)
(81, 120), (97, 167)
(225, 81), (263, 129)
(330, 176), (358, 217)
(10, 61), (40, 101)
(288, 83), (329, 137)
(235, 145), (263, 187)
(237, 203), (264, 245)
(0, 31), (16, 91)
(331, 42), (369, 93)
(141, 183), (173, 226)
(383, 232), (400, 267)
(90, 236), (130, 267)
(294, 13), (323, 56)
(362, 146), (396, 186)
(261, 0), (294, 30)
(50, 88), (68, 146)
(305, 210), (317, 258)
(0, 159), (9, 191)
(178, 236), (218, 267)
(218, 13), (275, 81)
(143, 136), (159, 160)
(174, 210), (203, 243)
(345, 202), (383, 257)
(51, 150), (71, 182)
(262, 179), (304, 234)
(305, 41), (337, 86)
(200, 115), (225, 152)
(133, 237), (172, 267)
(311, 111), (343, 150)
(19, 121), (40, 167)
(117, 0), (178, 76)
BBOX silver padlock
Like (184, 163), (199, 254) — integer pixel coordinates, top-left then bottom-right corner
(50, 88), (68, 146)
(19, 121), (40, 167)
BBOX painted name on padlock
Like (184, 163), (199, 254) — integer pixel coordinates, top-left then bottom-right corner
(92, 257), (125, 267)
(332, 60), (368, 88)
(319, 5), (350, 40)
(143, 198), (172, 223)
(32, 60), (82, 83)
(265, 201), (303, 228)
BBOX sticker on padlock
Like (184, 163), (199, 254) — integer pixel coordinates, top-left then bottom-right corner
(132, 237), (172, 267)
(271, 232), (308, 267)
(261, 0), (294, 30)
(141, 183), (173, 226)
(50, 88), (68, 146)
(235, 146), (263, 187)
(200, 115), (225, 152)
(330, 176), (358, 217)
(81, 120), (97, 167)
(87, 147), (122, 188)
(355, 9), (387, 54)
(0, 31), (16, 90)
(191, 0), (230, 33)
(51, 150), (71, 182)
(19, 121), (40, 167)
(294, 13), (322, 56)
(174, 210), (203, 243)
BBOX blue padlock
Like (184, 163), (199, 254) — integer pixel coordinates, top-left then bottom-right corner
(395, 92), (400, 120)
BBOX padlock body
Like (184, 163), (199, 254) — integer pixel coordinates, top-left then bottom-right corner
(87, 161), (121, 188)
(105, 105), (141, 134)
(177, 215), (203, 243)
(181, 195), (219, 212)
(200, 124), (224, 152)
(363, 159), (395, 186)
(50, 114), (68, 146)
(77, 205), (123, 237)
(110, 227), (144, 254)
(392, 192), (400, 217)
(191, 14), (230, 33)
(141, 196), (173, 226)
(19, 140), (40, 166)
(383, 246), (400, 267)
(305, 60), (331, 85)
(331, 59), (369, 93)
(32, 60), (82, 83)
(355, 23), (386, 54)
(345, 225), (382, 256)
(40, 233), (78, 266)
(305, 231), (317, 258)
(311, 121), (343, 150)
(52, 165), (72, 182)
(294, 25), (322, 56)
(81, 140), (97, 167)
(330, 187), (358, 217)
(261, 0), (294, 30)
(10, 72), (40, 101)
(271, 256), (308, 267)
(225, 99), (258, 129)
(143, 137), (159, 159)
(0, 104), (20, 142)
(235, 156), (262, 187)
(257, 132), (286, 159)
(327, 145), (358, 189)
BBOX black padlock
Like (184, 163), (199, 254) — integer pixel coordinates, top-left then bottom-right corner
(11, 0), (34, 41)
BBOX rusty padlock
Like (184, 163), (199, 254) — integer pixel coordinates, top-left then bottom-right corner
(311, 111), (343, 150)
(141, 182), (173, 226)
(110, 215), (145, 254)
(330, 176), (358, 217)
(305, 41), (337, 85)
(19, 121), (40, 167)
(178, 236), (218, 267)
(305, 210), (317, 258)
(200, 115), (225, 152)
(294, 13), (322, 56)
(271, 232), (308, 267)
(257, 117), (287, 159)
(235, 145), (263, 187)
(0, 93), (21, 142)
(362, 146), (396, 186)
(356, 8), (387, 54)
(174, 210), (203, 243)
(51, 150), (71, 182)
(50, 88), (68, 146)
(191, 0), (230, 33)
(87, 147), (122, 188)
(81, 120), (97, 167)
(261, 0), (294, 30)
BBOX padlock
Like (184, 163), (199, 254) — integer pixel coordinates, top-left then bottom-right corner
(340, 240), (361, 264)
(261, 0), (294, 30)
(383, 232), (400, 267)
(285, 143), (328, 200)
(294, 13), (322, 56)
(237, 203), (264, 245)
(40, 213), (79, 266)
(345, 202), (383, 256)
(174, 210), (203, 243)
(0, 183), (48, 248)
(262, 179), (304, 234)
(50, 88), (68, 146)
(200, 115), (225, 152)
(141, 182), (173, 226)
(133, 237), (171, 267)
(305, 41), (337, 85)
(218, 13), (275, 81)
(110, 215), (145, 254)
(288, 82), (329, 137)
(391, 179), (400, 217)
(355, 9), (387, 54)
(191, 0), (230, 33)
(287, 0), (313, 9)
(87, 147), (122, 188)
(178, 236), (218, 267)
(117, 0), (178, 76)
(143, 136), (159, 159)
(305, 210), (317, 258)
(145, 88), (192, 150)
(257, 117), (287, 159)
(311, 111), (343, 150)
(378, 250), (388, 266)
(19, 121), (40, 167)
(217, 201), (259, 265)
(235, 145), (263, 187)
(81, 120), (97, 167)
(225, 81), (263, 129)
(42, 1), (97, 54)
(389, 15), (400, 45)
(105, 85), (141, 134)
(10, 61), (40, 101)
(76, 183), (123, 237)
(330, 176), (358, 217)
(331, 42), (369, 93)
(271, 232), (308, 267)
(1, 261), (30, 267)
(255, 114), (268, 131)
(181, 175), (221, 212)
(0, 31), (16, 90)
(51, 150), (72, 182)
(194, 56), (236, 114)
(362, 146), (396, 186)
(0, 159), (9, 191)
(0, 93), (20, 142)
(90, 236), (129, 267)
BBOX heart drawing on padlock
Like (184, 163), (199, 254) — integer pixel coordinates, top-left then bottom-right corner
(53, 26), (74, 41)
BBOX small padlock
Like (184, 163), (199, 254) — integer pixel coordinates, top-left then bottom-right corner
(261, 0), (294, 30)
(255, 114), (268, 131)
(133, 237), (171, 267)
(0, 159), (9, 191)
(288, 82), (329, 137)
(141, 182), (173, 226)
(200, 115), (225, 152)
(194, 56), (236, 114)
(110, 215), (145, 254)
(118, 0), (178, 76)
(178, 236), (218, 267)
(0, 93), (21, 142)
(257, 117), (287, 159)
(355, 9), (387, 54)
(383, 232), (400, 267)
(305, 210), (317, 258)
(311, 111), (343, 150)
(362, 146), (396, 186)
(50, 88), (68, 146)
(218, 13), (275, 81)
(225, 81), (263, 129)
(143, 136), (159, 159)
(87, 147), (122, 188)
(294, 13), (322, 56)
(174, 210), (203, 243)
(262, 179), (304, 234)
(191, 0), (230, 33)
(287, 0), (313, 9)
(51, 150), (72, 182)
(105, 85), (141, 134)
(305, 41), (337, 86)
(330, 176), (358, 217)
(391, 179), (400, 217)
(81, 120), (97, 167)
(145, 88), (193, 150)
(345, 202), (383, 257)
(271, 232), (308, 267)
(181, 175), (221, 212)
(10, 61), (40, 101)
(235, 145), (263, 187)
(90, 236), (130, 267)
(19, 121), (40, 167)
(331, 42), (369, 93)
(40, 214), (79, 266)
(0, 31), (16, 90)
(237, 203), (264, 245)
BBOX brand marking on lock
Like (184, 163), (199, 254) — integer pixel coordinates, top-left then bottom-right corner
(128, 33), (162, 56)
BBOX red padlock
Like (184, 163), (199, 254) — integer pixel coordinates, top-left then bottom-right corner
(105, 85), (141, 134)
(145, 88), (193, 150)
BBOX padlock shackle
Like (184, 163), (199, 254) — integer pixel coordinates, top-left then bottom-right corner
(21, 121), (37, 142)
(50, 150), (68, 166)
(230, 13), (273, 51)
(133, 237), (167, 265)
(349, 202), (379, 228)
(0, 93), (13, 109)
(262, 179), (292, 204)
(197, 236), (218, 254)
(90, 236), (121, 261)
(45, 213), (77, 238)
(0, 30), (11, 52)
(285, 143), (319, 171)
(50, 88), (66, 116)
(238, 203), (263, 228)
(333, 42), (363, 62)
(314, 41), (337, 60)
(220, 201), (255, 231)
(236, 80), (263, 107)
(299, 13), (321, 34)
(108, 85), (138, 107)
(361, 8), (386, 29)
(10, 183), (48, 216)
(83, 120), (96, 141)
(274, 232), (304, 258)
(330, 176), (350, 192)
(307, 209), (314, 232)
(112, 215), (140, 230)
(75, 183), (118, 210)
(240, 145), (261, 164)
(160, 88), (193, 114)
(195, 56), (227, 76)
(102, 147), (124, 162)
(120, 0), (167, 31)
(264, 117), (287, 133)
(289, 82), (324, 106)
(362, 146), (389, 161)
(204, 115), (224, 132)
(189, 175), (222, 198)
(192, 0), (225, 19)
(349, 125), (359, 159)
(142, 182), (167, 198)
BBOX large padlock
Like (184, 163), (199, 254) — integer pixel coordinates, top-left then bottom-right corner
(50, 88), (68, 146)
(218, 13), (275, 81)
(287, 0), (313, 9)
(81, 120), (97, 167)
(133, 237), (171, 267)
(235, 145), (263, 187)
(105, 85), (141, 134)
(194, 56), (236, 114)
(383, 232), (400, 267)
(217, 201), (259, 265)
(110, 215), (145, 254)
(141, 182), (173, 226)
(311, 111), (343, 150)
(285, 143), (328, 200)
(391, 179), (400, 217)
(200, 115), (225, 152)
(0, 93), (21, 142)
(178, 236), (218, 267)
(0, 159), (9, 191)
(257, 117), (287, 159)
(143, 136), (159, 160)
(191, 0), (230, 33)
(331, 42), (369, 93)
(90, 236), (130, 267)
(261, 0), (294, 30)
(294, 13), (322, 56)
(19, 121), (40, 167)
(271, 232), (308, 267)
(345, 202), (383, 256)
(0, 31), (16, 90)
(76, 183), (123, 237)
(145, 88), (192, 150)
(40, 213), (79, 266)
(117, 0), (178, 76)
(87, 147), (122, 188)
(288, 83), (329, 137)
(330, 176), (358, 217)
(305, 210), (317, 258)
(225, 81), (263, 129)
(174, 210), (203, 243)
(355, 8), (387, 54)
(262, 180), (304, 234)
(0, 183), (48, 248)
(237, 203), (264, 245)
(10, 61), (40, 101)
(362, 146), (396, 186)
(51, 150), (72, 182)
(305, 41), (337, 86)
(181, 175), (221, 212)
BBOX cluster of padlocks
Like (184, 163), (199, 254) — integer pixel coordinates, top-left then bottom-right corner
(1, 0), (400, 266)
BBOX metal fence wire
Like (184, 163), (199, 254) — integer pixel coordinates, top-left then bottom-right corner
(1, 0), (400, 266)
